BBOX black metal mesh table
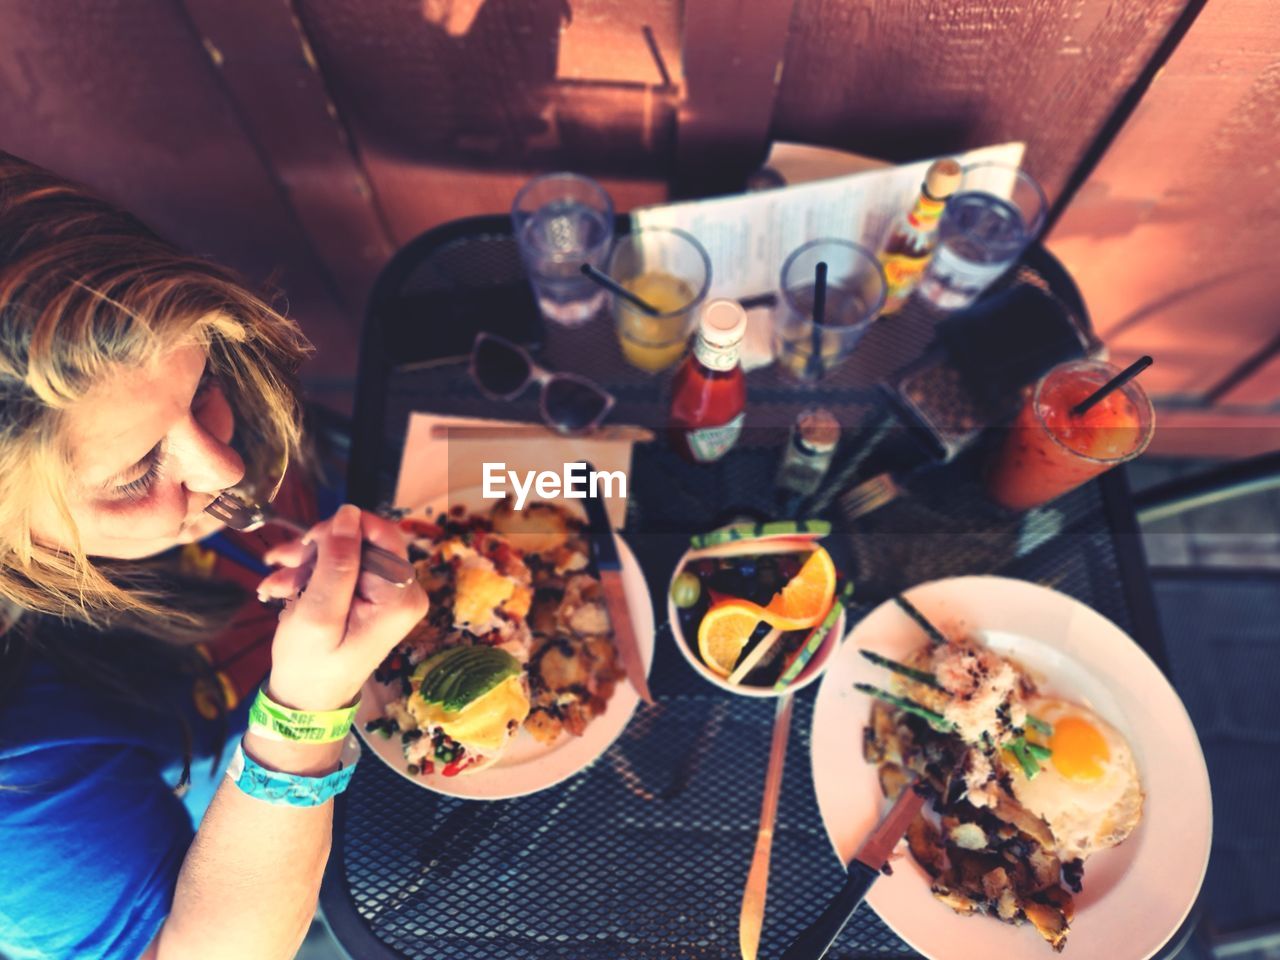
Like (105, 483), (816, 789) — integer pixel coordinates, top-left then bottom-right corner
(321, 216), (1168, 959)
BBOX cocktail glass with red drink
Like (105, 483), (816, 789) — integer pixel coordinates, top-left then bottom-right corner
(986, 359), (1155, 511)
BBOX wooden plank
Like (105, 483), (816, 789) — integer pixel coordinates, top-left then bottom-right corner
(345, 161), (666, 247)
(1092, 267), (1280, 403)
(1214, 344), (1280, 409)
(0, 0), (355, 393)
(1049, 0), (1280, 415)
(292, 0), (676, 176)
(771, 0), (1190, 205)
(676, 0), (796, 195)
(292, 0), (671, 237)
(179, 0), (395, 314)
(556, 0), (683, 88)
(1144, 411), (1280, 459)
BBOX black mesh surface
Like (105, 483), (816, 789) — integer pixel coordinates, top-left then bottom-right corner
(328, 221), (1158, 959)
(339, 695), (914, 959)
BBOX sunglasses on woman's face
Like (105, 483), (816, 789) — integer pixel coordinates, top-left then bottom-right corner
(469, 333), (616, 434)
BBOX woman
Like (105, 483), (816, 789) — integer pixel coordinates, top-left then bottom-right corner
(0, 152), (428, 960)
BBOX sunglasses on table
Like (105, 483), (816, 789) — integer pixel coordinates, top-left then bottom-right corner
(468, 333), (616, 435)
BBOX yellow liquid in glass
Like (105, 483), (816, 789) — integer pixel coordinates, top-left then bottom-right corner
(615, 272), (697, 373)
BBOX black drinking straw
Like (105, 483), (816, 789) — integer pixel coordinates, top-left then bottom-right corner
(806, 261), (828, 380)
(579, 263), (661, 316)
(1071, 355), (1153, 416)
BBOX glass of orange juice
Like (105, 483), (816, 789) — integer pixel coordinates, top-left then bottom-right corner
(607, 228), (711, 373)
(986, 359), (1155, 511)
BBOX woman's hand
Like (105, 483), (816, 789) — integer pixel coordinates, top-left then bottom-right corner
(256, 504), (427, 713)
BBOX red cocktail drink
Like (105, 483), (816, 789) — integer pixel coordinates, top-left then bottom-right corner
(987, 360), (1155, 511)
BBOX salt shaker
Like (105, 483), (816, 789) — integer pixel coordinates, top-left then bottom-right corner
(776, 408), (840, 512)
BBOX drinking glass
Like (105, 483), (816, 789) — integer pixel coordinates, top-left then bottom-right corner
(776, 239), (886, 383)
(607, 228), (711, 373)
(918, 163), (1047, 311)
(986, 359), (1155, 511)
(511, 172), (615, 326)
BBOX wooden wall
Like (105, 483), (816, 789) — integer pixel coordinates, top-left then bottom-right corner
(0, 0), (359, 402)
(0, 0), (1276, 449)
(771, 0), (1189, 205)
(1048, 0), (1280, 456)
(288, 0), (675, 244)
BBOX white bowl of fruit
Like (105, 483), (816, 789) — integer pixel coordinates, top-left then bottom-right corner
(668, 521), (850, 697)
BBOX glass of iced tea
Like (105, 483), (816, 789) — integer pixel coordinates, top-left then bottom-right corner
(607, 227), (711, 373)
(986, 359), (1155, 511)
(776, 239), (886, 383)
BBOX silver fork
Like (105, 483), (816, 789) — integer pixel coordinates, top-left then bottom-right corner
(838, 473), (903, 523)
(205, 493), (415, 586)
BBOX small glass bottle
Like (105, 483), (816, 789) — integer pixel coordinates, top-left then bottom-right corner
(878, 158), (963, 314)
(776, 407), (840, 508)
(668, 299), (748, 464)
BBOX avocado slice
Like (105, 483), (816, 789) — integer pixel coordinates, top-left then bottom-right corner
(415, 648), (465, 702)
(417, 646), (521, 713)
(417, 647), (486, 704)
(429, 649), (485, 707)
(439, 648), (521, 713)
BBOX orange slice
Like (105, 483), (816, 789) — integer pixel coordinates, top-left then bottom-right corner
(697, 601), (763, 677)
(763, 547), (837, 629)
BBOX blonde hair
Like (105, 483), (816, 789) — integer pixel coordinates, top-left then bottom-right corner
(0, 151), (313, 637)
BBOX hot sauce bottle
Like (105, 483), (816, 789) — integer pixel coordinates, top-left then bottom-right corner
(668, 299), (748, 463)
(878, 158), (963, 314)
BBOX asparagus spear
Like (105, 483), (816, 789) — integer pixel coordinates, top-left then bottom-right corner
(1024, 741), (1053, 762)
(855, 683), (955, 733)
(1026, 715), (1054, 736)
(860, 632), (1058, 773)
(858, 649), (943, 689)
(892, 595), (949, 646)
(861, 678), (1056, 776)
(861, 648), (1054, 736)
(1006, 739), (1041, 779)
(1009, 737), (1054, 778)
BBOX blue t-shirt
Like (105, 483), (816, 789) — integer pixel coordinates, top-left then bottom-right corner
(0, 471), (336, 959)
(0, 655), (249, 960)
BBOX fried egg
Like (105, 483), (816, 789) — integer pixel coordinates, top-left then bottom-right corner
(1008, 696), (1144, 861)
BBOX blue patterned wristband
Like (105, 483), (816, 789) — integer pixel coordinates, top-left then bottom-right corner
(227, 735), (361, 806)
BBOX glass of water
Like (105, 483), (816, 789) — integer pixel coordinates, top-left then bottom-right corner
(918, 163), (1047, 311)
(512, 172), (615, 326)
(776, 239), (886, 383)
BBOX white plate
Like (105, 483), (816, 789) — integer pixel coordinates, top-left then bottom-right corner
(355, 488), (654, 800)
(811, 575), (1211, 960)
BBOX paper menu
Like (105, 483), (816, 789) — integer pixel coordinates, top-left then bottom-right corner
(392, 413), (638, 528)
(632, 141), (1025, 302)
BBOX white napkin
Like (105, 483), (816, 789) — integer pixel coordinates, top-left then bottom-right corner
(392, 413), (642, 528)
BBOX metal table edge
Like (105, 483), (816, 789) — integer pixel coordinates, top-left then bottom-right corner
(321, 791), (407, 960)
(1098, 467), (1171, 676)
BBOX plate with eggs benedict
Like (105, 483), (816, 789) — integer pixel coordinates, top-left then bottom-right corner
(811, 575), (1210, 958)
(356, 489), (653, 800)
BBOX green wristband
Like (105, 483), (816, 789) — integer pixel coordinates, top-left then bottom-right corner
(248, 687), (359, 744)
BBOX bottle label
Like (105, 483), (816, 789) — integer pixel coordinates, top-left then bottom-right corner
(906, 193), (947, 229)
(693, 334), (742, 372)
(685, 413), (745, 462)
(880, 252), (929, 297)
